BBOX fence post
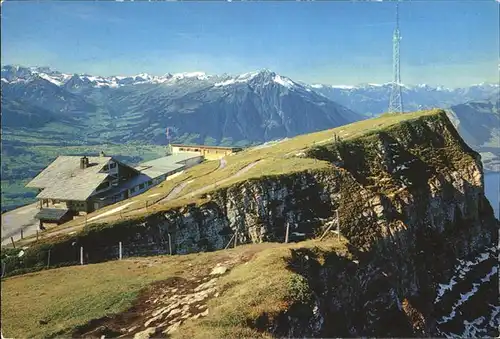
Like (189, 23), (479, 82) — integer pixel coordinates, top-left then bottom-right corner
(10, 237), (15, 249)
(168, 233), (172, 255)
(119, 242), (122, 260)
(47, 249), (51, 268)
(20, 229), (23, 239)
(146, 201), (148, 210)
(336, 210), (340, 241)
(1, 261), (6, 278)
(224, 233), (236, 250)
(80, 247), (84, 265)
(36, 230), (39, 241)
(285, 222), (290, 244)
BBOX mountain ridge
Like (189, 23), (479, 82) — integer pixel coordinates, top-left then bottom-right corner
(1, 64), (364, 146)
(3, 64), (498, 92)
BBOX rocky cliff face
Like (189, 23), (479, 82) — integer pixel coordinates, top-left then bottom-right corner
(14, 111), (498, 336)
(153, 112), (497, 336)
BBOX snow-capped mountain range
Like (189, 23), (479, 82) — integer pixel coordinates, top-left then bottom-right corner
(2, 64), (498, 162)
(1, 65), (305, 90)
(3, 64), (497, 118)
(303, 81), (498, 117)
(1, 65), (212, 88)
(3, 64), (497, 93)
(1, 65), (363, 146)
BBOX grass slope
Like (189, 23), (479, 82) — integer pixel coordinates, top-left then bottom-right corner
(1, 239), (349, 339)
(13, 109), (442, 244)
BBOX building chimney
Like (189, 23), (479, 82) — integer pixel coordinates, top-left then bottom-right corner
(80, 156), (89, 169)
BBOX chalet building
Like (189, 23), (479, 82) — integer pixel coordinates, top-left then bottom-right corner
(26, 152), (203, 227)
(170, 144), (243, 160)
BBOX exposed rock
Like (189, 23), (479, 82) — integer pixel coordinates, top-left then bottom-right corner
(164, 320), (183, 335)
(210, 265), (228, 275)
(167, 308), (182, 318)
(133, 327), (156, 339)
(127, 326), (138, 333)
(194, 278), (217, 292)
(144, 315), (161, 328)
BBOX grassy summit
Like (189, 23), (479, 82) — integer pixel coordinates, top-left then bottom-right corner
(22, 109), (442, 240)
(1, 109), (488, 338)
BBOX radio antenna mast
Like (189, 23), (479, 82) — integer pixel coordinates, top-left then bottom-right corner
(388, 2), (404, 114)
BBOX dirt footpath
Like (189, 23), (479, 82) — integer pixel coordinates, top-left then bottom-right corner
(71, 247), (263, 338)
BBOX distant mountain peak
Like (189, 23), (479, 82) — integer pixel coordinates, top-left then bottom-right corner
(1, 64), (497, 97)
(213, 69), (298, 89)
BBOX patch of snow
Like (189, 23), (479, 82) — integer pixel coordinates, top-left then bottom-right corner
(238, 71), (259, 81)
(480, 265), (497, 283)
(461, 317), (487, 338)
(437, 266), (497, 324)
(36, 73), (62, 86)
(172, 72), (208, 80)
(273, 74), (294, 88)
(214, 79), (236, 87)
(60, 73), (73, 81)
(311, 84), (324, 89)
(330, 85), (356, 89)
(86, 76), (100, 82)
(434, 248), (492, 304)
(214, 71), (259, 87)
(488, 305), (500, 328)
(435, 278), (458, 303)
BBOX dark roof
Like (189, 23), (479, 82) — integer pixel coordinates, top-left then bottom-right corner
(35, 208), (70, 221)
(26, 156), (141, 201)
(170, 144), (243, 151)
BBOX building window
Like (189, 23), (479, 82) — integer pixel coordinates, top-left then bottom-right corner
(130, 187), (136, 193)
(110, 163), (117, 169)
(139, 183), (145, 189)
(147, 180), (153, 186)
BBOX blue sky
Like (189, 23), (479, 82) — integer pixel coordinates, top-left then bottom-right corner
(1, 1), (498, 87)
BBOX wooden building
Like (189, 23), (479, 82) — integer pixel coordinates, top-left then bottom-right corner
(170, 144), (243, 160)
(26, 152), (203, 228)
